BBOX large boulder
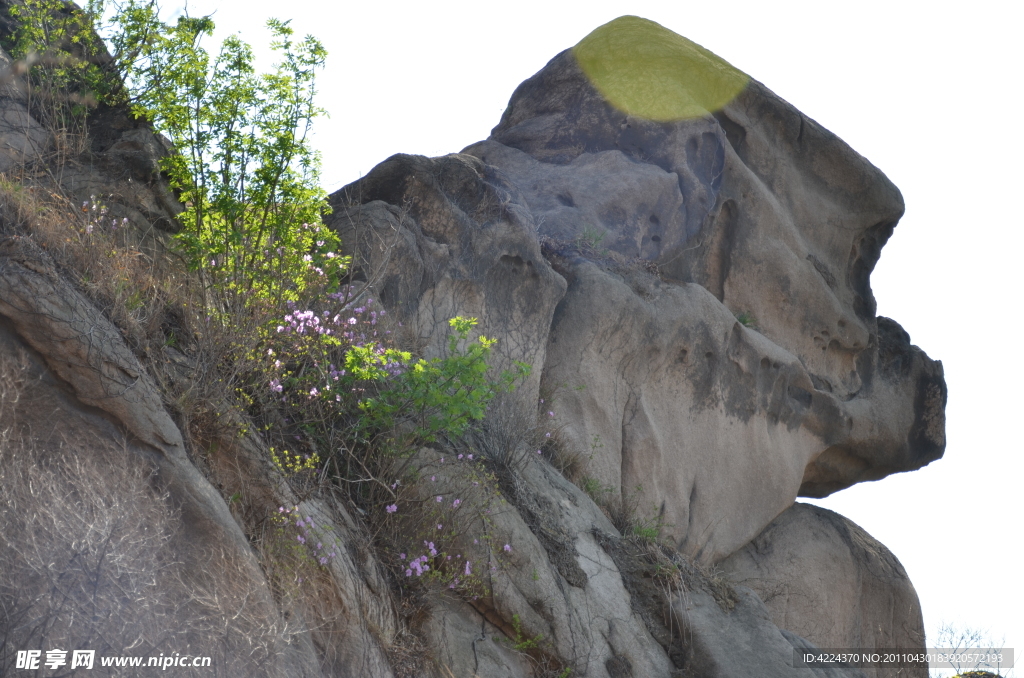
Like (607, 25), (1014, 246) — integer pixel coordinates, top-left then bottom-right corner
(721, 503), (927, 678)
(457, 15), (945, 562)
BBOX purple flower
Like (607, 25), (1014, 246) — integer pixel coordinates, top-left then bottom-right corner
(437, 524), (443, 530)
(452, 499), (461, 508)
(548, 411), (554, 417)
(436, 496), (442, 502)
(465, 561), (472, 576)
(386, 504), (398, 514)
(399, 553), (406, 560)
(503, 544), (511, 552)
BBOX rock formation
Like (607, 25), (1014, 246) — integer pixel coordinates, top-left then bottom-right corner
(0, 11), (943, 678)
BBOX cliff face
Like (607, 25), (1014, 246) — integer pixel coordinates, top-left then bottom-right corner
(0, 14), (942, 678)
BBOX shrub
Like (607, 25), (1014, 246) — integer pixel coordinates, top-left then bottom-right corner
(115, 10), (340, 313)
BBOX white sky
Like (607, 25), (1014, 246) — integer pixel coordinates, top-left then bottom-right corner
(168, 0), (1023, 668)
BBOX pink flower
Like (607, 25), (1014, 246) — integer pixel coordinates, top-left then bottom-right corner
(452, 499), (461, 508)
(503, 544), (511, 552)
(436, 496), (443, 502)
(465, 561), (472, 576)
(386, 504), (398, 513)
(399, 553), (406, 560)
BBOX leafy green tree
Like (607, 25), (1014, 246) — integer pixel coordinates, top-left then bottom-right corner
(1, 0), (110, 141)
(119, 10), (341, 312)
(4, 1), (342, 313)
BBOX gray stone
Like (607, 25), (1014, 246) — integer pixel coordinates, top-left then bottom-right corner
(721, 503), (927, 678)
(671, 585), (868, 678)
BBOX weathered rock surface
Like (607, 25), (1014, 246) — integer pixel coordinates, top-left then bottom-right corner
(331, 152), (567, 411)
(0, 46), (49, 170)
(670, 585), (868, 678)
(0, 238), (318, 676)
(456, 22), (946, 563)
(721, 503), (927, 678)
(407, 449), (676, 678)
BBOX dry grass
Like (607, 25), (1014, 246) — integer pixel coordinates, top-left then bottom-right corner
(0, 351), (313, 677)
(0, 165), (185, 355)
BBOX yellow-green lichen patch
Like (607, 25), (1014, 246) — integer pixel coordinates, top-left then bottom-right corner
(573, 15), (749, 121)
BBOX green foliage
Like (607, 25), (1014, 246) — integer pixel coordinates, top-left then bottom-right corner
(580, 475), (612, 502)
(360, 317), (531, 444)
(120, 11), (340, 310)
(5, 0), (342, 313)
(575, 225), (605, 249)
(1, 0), (110, 136)
(501, 613), (544, 652)
(629, 522), (661, 542)
(735, 310), (757, 328)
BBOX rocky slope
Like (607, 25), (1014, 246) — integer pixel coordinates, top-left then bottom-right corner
(0, 13), (942, 678)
